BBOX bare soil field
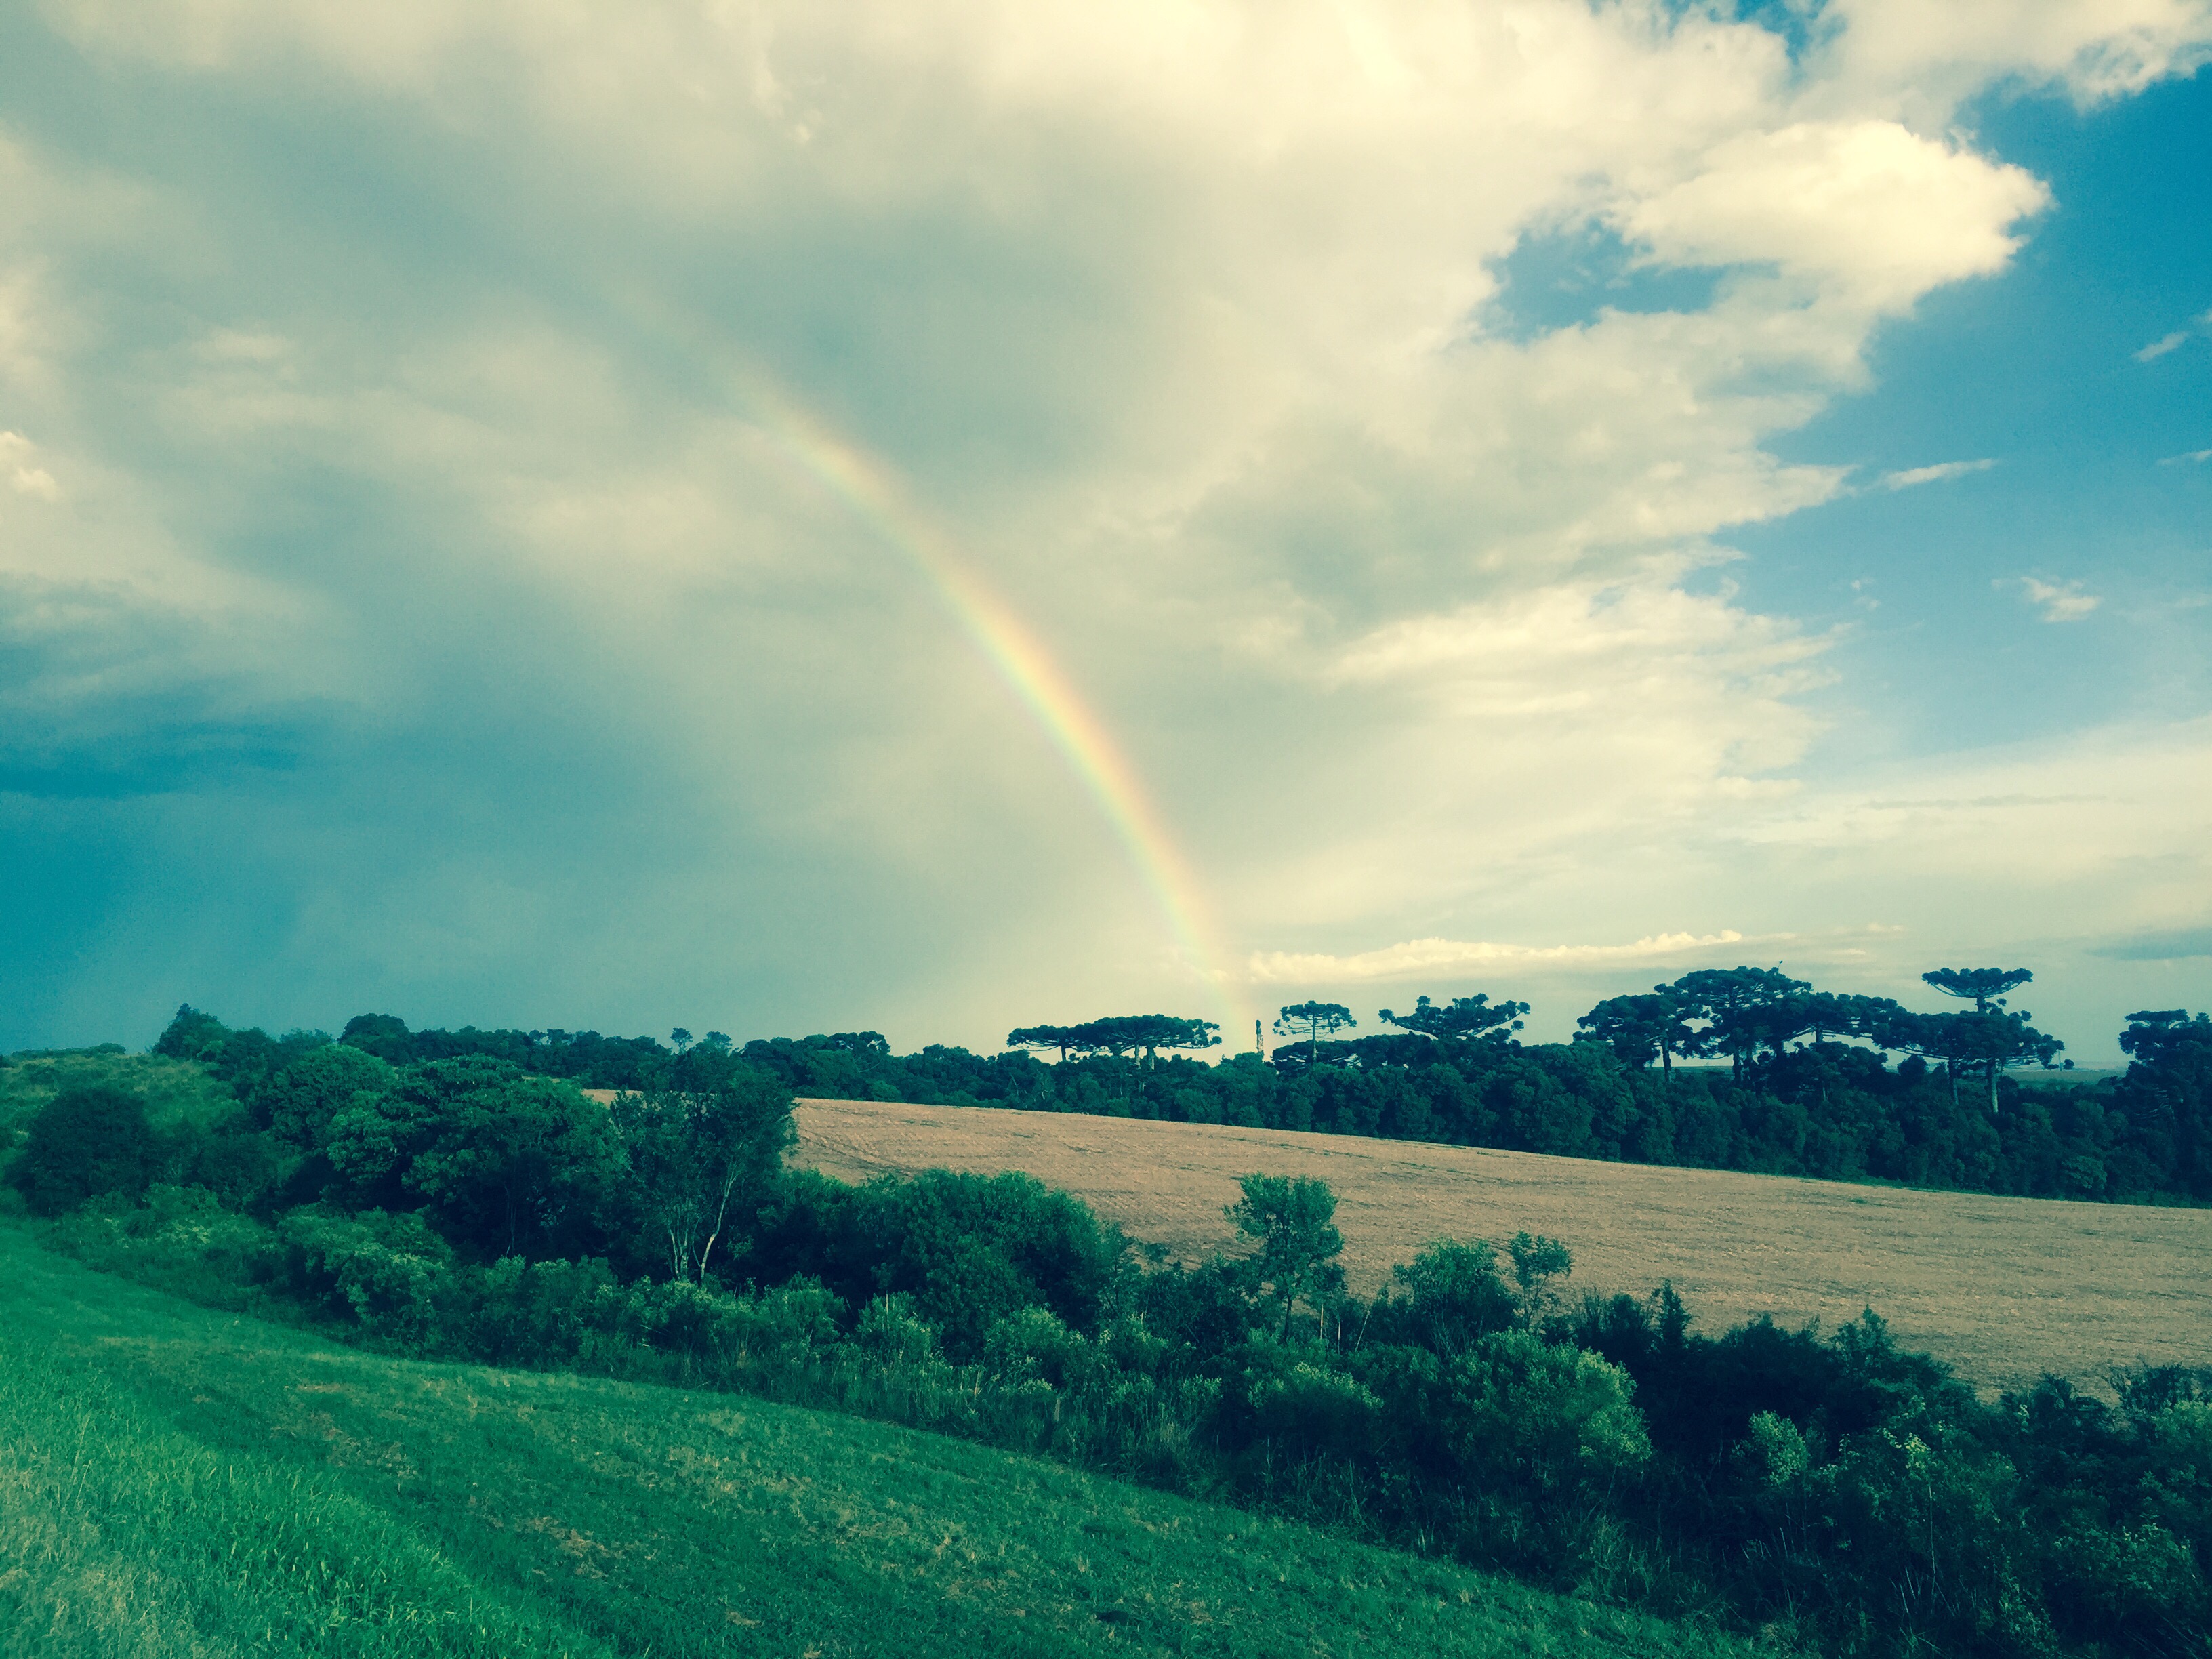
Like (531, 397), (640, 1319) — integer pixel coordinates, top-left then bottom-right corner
(792, 1098), (2212, 1393)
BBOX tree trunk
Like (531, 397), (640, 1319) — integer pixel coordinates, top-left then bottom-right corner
(1660, 1044), (1672, 1080)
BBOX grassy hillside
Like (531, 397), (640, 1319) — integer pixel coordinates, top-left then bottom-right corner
(0, 1227), (1750, 1659)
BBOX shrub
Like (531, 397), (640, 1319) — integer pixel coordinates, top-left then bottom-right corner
(1436, 1330), (1651, 1496)
(46, 1184), (284, 1305)
(7, 1085), (161, 1215)
(279, 1207), (457, 1345)
(859, 1293), (943, 1368)
(981, 1304), (1087, 1387)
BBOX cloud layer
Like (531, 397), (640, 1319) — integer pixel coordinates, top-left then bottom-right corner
(2, 1), (2209, 1054)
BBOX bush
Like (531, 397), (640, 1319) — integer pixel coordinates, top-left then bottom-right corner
(279, 1207), (458, 1346)
(46, 1184), (284, 1305)
(1437, 1331), (1650, 1496)
(7, 1085), (161, 1215)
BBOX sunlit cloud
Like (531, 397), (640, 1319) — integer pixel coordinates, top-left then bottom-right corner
(2006, 575), (2101, 621)
(1879, 458), (1996, 490)
(0, 0), (2207, 1054)
(2135, 330), (2190, 361)
(1248, 930), (1755, 985)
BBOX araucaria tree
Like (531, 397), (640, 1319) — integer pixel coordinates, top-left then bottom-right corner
(1006, 1016), (1221, 1067)
(1883, 968), (2064, 1111)
(1273, 1001), (1355, 1061)
(1574, 991), (1697, 1078)
(1921, 966), (2034, 1013)
(1379, 993), (1528, 1044)
(1662, 967), (1814, 1080)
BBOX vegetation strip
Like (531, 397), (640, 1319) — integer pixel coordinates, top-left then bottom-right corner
(0, 1234), (1737, 1658)
(3, 1006), (2209, 1658)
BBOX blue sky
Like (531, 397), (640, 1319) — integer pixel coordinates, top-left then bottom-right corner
(2, 1), (2207, 1063)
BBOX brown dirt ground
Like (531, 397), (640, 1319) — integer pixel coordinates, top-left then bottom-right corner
(791, 1097), (2212, 1393)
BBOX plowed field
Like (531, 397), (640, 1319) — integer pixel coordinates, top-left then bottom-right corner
(793, 1098), (2212, 1392)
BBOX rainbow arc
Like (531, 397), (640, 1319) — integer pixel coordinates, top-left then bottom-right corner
(742, 383), (1248, 1038)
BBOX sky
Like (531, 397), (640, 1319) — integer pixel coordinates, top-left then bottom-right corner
(2, 0), (2208, 1063)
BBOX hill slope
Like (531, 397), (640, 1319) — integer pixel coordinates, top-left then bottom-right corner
(0, 1229), (1746, 1659)
(793, 1097), (2212, 1391)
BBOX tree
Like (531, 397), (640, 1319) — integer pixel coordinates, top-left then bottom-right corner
(2118, 1010), (2211, 1198)
(1913, 970), (2063, 1110)
(152, 1004), (230, 1061)
(1921, 967), (2034, 1013)
(1379, 994), (1528, 1044)
(1878, 1007), (2066, 1112)
(611, 1069), (795, 1283)
(264, 1042), (395, 1147)
(1662, 968), (1811, 1080)
(325, 1058), (631, 1261)
(1225, 1172), (1345, 1338)
(1574, 992), (1697, 1078)
(1009, 1016), (1221, 1067)
(1273, 1002), (1356, 1063)
(1090, 1015), (1220, 1067)
(337, 1012), (416, 1064)
(1006, 1023), (1080, 1063)
(7, 1086), (161, 1216)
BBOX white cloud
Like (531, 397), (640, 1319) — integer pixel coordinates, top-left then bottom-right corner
(3, 0), (2209, 1048)
(2159, 447), (2212, 465)
(2008, 575), (2102, 621)
(1250, 930), (1751, 984)
(1618, 121), (2048, 313)
(2135, 330), (2190, 361)
(1880, 457), (1997, 489)
(1816, 0), (2212, 111)
(0, 432), (57, 499)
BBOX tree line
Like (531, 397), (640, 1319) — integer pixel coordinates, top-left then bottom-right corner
(139, 966), (2201, 1205)
(4, 1012), (2207, 1659)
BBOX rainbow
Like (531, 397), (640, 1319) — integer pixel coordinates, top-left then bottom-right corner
(740, 382), (1249, 1039)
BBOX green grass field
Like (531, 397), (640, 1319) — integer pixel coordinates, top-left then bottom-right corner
(0, 1227), (1751, 1659)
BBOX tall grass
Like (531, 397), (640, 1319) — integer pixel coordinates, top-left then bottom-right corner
(0, 1227), (1752, 1659)
(0, 1347), (611, 1658)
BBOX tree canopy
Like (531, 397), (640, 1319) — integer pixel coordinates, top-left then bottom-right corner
(1006, 1015), (1221, 1065)
(1379, 994), (1528, 1044)
(1273, 1002), (1355, 1061)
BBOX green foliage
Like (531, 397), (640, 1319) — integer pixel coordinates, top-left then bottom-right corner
(1436, 1332), (1651, 1496)
(326, 1058), (628, 1261)
(264, 1040), (395, 1146)
(1372, 1240), (1521, 1356)
(2, 1232), (1745, 1659)
(1574, 991), (1696, 1073)
(741, 1167), (1126, 1363)
(1225, 1172), (1345, 1336)
(146, 980), (2208, 1206)
(7, 1085), (161, 1216)
(150, 1002), (230, 1061)
(0, 1050), (237, 1137)
(22, 1103), (2212, 1659)
(1008, 1015), (1223, 1063)
(279, 1206), (458, 1345)
(1381, 994), (1528, 1043)
(609, 1070), (795, 1282)
(1272, 1000), (1357, 1060)
(1923, 966), (2036, 1011)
